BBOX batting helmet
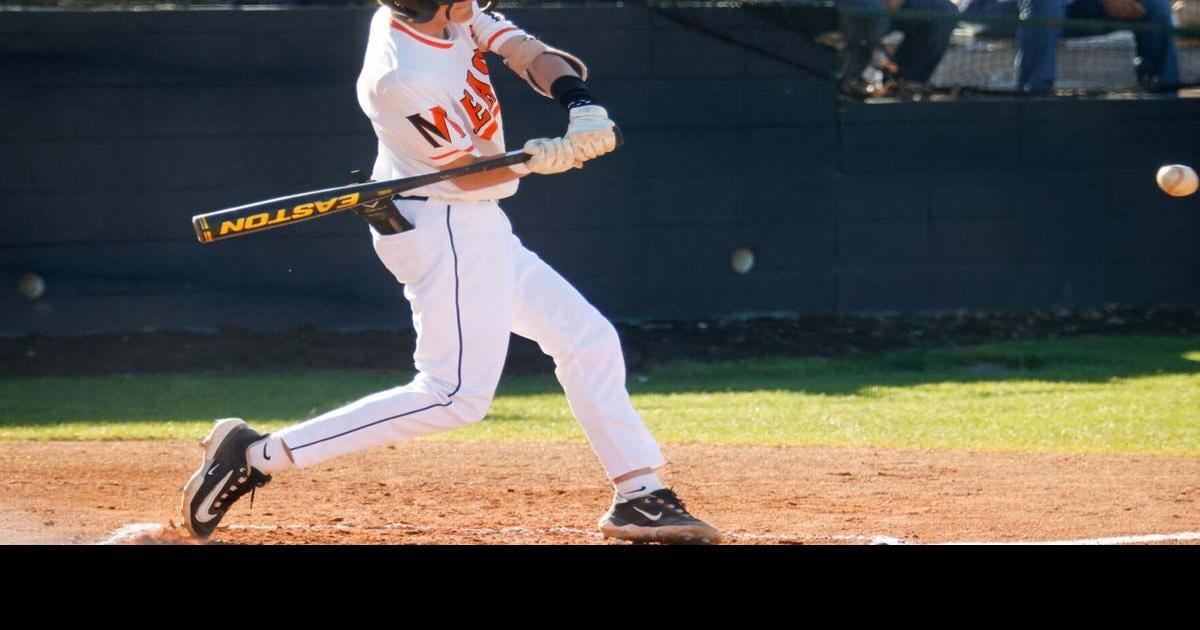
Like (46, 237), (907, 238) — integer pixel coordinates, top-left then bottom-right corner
(378, 1), (497, 24)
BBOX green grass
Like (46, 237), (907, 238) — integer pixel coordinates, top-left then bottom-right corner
(1, 336), (1198, 455)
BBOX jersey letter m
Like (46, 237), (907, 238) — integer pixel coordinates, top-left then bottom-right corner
(407, 106), (465, 148)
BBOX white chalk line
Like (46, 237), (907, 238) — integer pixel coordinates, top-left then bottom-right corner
(97, 521), (1200, 545)
(936, 531), (1200, 545)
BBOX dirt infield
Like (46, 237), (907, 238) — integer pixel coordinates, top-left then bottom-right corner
(2, 440), (1197, 545)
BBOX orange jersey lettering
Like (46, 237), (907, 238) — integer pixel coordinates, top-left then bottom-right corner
(465, 71), (497, 109)
(459, 90), (493, 135)
(471, 49), (490, 76)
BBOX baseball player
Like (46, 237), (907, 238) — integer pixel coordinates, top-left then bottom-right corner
(180, 0), (721, 544)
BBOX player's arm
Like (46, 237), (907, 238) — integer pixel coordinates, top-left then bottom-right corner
(375, 74), (577, 190)
(440, 136), (576, 191)
(474, 11), (617, 162)
(441, 153), (521, 191)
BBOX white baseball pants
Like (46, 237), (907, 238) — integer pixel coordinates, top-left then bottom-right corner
(275, 198), (666, 480)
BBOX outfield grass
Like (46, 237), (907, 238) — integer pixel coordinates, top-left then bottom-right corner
(1, 336), (1197, 455)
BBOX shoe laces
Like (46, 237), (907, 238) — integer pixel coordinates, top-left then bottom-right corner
(645, 489), (694, 517)
(248, 470), (270, 510)
(221, 467), (271, 512)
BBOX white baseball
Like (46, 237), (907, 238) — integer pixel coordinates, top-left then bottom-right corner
(730, 247), (755, 274)
(18, 273), (45, 300)
(1156, 164), (1199, 197)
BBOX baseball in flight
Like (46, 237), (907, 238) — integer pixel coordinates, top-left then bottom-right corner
(1156, 164), (1199, 197)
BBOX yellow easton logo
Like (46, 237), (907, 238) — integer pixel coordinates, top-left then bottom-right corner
(218, 193), (361, 236)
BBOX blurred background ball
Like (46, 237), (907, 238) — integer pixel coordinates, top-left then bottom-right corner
(18, 273), (45, 300)
(731, 247), (755, 274)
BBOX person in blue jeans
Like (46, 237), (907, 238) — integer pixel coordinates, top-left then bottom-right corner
(961, 0), (1179, 93)
(837, 0), (961, 97)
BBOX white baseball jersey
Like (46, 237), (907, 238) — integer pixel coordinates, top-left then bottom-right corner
(357, 6), (527, 201)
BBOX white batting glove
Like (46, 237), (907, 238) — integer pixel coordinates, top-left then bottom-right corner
(565, 105), (617, 162)
(512, 137), (577, 176)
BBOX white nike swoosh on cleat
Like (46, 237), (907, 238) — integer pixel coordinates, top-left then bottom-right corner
(194, 471), (233, 524)
(207, 462), (221, 476)
(632, 506), (662, 521)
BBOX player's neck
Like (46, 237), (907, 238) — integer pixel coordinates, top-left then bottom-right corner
(404, 16), (452, 40)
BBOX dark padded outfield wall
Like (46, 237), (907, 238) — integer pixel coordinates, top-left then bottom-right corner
(2, 6), (1197, 335)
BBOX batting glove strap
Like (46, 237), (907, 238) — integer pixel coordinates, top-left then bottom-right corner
(550, 75), (598, 111)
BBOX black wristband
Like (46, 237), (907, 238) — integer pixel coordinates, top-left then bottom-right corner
(550, 75), (599, 112)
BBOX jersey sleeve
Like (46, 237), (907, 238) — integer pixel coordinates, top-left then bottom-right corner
(373, 75), (480, 167)
(470, 10), (528, 53)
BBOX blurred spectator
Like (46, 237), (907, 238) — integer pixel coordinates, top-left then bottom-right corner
(961, 0), (1180, 93)
(836, 0), (961, 98)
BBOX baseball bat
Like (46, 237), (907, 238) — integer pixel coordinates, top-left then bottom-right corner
(192, 129), (623, 244)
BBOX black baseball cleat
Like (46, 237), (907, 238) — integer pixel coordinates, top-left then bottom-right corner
(598, 488), (722, 544)
(178, 418), (272, 539)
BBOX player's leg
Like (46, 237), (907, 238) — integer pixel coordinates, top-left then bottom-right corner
(507, 238), (721, 544)
(179, 200), (516, 538)
(272, 201), (514, 467)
